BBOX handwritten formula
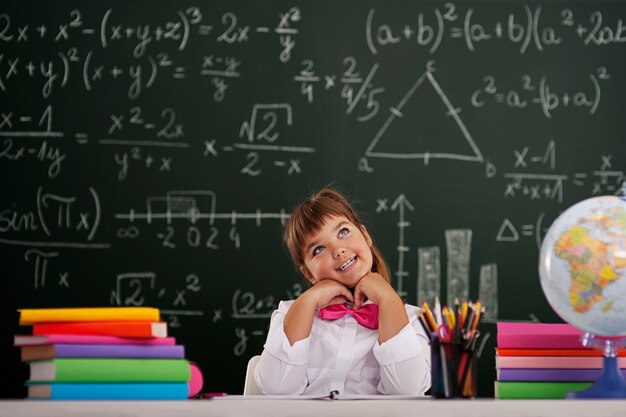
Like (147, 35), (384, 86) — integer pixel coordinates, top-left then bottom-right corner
(1, 1), (624, 396)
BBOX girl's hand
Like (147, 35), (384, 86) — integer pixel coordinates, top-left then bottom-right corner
(305, 279), (354, 309)
(283, 279), (354, 346)
(353, 272), (397, 309)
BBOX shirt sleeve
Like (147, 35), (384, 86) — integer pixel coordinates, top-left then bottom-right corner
(254, 300), (311, 395)
(372, 305), (432, 395)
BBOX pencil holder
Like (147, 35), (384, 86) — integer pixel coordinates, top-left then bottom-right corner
(429, 332), (479, 398)
(457, 341), (478, 398)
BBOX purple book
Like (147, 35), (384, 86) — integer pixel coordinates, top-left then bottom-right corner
(497, 368), (626, 382)
(21, 344), (185, 361)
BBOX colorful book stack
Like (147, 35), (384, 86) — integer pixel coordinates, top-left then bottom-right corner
(494, 321), (626, 399)
(15, 307), (196, 400)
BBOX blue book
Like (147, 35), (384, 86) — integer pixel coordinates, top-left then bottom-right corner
(27, 382), (189, 400)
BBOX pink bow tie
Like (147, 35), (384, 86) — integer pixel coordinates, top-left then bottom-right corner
(319, 304), (379, 329)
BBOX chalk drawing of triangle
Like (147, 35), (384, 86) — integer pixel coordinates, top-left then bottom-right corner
(365, 71), (484, 163)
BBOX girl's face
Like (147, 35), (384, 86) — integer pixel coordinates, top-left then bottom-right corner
(300, 215), (374, 289)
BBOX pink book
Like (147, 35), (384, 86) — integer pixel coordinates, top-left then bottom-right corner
(496, 356), (626, 369)
(496, 322), (585, 349)
(14, 334), (176, 346)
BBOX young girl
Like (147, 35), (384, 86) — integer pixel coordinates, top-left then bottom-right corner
(254, 188), (431, 395)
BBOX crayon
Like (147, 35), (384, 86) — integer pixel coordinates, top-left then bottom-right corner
(448, 308), (456, 329)
(434, 297), (443, 326)
(453, 298), (461, 340)
(421, 301), (438, 331)
(417, 311), (432, 335)
(464, 304), (476, 333)
(442, 306), (450, 326)
(440, 342), (451, 398)
(198, 392), (228, 399)
(460, 300), (468, 328)
(471, 300), (482, 330)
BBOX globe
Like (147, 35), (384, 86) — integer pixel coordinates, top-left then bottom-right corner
(539, 195), (626, 337)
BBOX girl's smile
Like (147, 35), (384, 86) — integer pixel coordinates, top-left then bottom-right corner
(300, 215), (374, 288)
(337, 256), (357, 271)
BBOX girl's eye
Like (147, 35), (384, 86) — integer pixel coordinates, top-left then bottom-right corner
(312, 246), (324, 256)
(338, 227), (349, 237)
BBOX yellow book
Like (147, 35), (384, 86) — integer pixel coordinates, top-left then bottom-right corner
(18, 307), (160, 325)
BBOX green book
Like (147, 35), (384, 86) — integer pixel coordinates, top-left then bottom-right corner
(27, 358), (190, 382)
(495, 381), (593, 399)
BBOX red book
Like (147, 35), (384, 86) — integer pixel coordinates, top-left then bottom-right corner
(496, 348), (626, 357)
(32, 321), (167, 338)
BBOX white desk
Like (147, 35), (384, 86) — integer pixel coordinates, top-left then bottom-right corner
(2, 398), (626, 417)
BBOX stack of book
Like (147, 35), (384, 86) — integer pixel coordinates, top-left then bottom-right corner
(494, 321), (626, 399)
(15, 307), (196, 400)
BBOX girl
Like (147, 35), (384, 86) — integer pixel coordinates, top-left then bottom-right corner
(254, 188), (431, 395)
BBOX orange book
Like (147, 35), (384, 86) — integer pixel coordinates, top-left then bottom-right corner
(496, 348), (626, 357)
(19, 307), (160, 325)
(32, 321), (167, 338)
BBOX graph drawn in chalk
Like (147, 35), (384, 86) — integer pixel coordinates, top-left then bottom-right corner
(365, 68), (484, 164)
(417, 229), (499, 323)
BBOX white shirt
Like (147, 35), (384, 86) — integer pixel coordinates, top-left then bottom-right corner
(254, 300), (431, 396)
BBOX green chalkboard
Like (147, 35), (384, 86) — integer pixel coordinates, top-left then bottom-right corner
(1, 0), (625, 398)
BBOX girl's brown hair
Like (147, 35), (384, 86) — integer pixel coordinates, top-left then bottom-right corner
(284, 188), (391, 284)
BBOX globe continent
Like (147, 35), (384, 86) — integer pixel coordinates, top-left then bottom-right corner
(539, 196), (626, 336)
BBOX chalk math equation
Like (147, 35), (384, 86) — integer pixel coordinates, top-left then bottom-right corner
(1, 2), (624, 365)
